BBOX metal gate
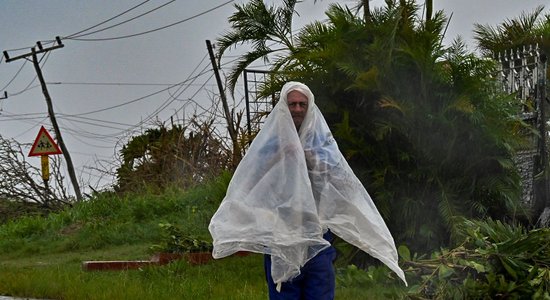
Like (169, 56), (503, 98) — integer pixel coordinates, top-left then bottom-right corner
(243, 69), (278, 136)
(496, 44), (549, 212)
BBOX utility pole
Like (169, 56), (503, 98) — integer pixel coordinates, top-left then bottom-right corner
(206, 39), (241, 164)
(4, 37), (83, 201)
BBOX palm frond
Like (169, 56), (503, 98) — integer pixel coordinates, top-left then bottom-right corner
(226, 48), (274, 94)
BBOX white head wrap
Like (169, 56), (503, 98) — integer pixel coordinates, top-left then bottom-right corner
(209, 81), (407, 285)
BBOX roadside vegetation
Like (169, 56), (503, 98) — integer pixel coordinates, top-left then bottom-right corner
(0, 175), (407, 299)
(1, 176), (548, 299)
(1, 0), (550, 299)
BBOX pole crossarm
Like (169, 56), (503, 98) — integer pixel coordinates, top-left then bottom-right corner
(3, 36), (64, 63)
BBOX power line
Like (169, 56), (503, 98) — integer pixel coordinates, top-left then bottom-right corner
(66, 57), (211, 117)
(4, 115), (48, 139)
(4, 52), (242, 146)
(63, 0), (153, 39)
(4, 51), (52, 97)
(67, 0), (176, 40)
(0, 111), (47, 118)
(0, 114), (47, 122)
(0, 59), (28, 91)
(42, 54), (213, 141)
(2, 0), (152, 52)
(58, 115), (131, 131)
(66, 0), (235, 42)
(58, 114), (135, 127)
(110, 61), (212, 136)
(2, 55), (215, 144)
(45, 81), (191, 87)
(56, 125), (119, 149)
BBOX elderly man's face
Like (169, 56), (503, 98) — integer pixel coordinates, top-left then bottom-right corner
(287, 90), (309, 129)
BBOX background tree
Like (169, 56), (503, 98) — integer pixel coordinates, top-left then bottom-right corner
(219, 0), (528, 253)
(216, 0), (302, 95)
(0, 135), (72, 209)
(474, 5), (549, 58)
(115, 118), (231, 193)
(293, 2), (526, 252)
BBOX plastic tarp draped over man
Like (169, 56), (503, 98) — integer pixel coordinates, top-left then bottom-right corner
(208, 82), (407, 286)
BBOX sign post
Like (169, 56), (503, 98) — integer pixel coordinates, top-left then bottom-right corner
(29, 126), (63, 183)
(41, 155), (50, 181)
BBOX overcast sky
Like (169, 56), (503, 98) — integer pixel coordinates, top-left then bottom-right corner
(0, 0), (548, 195)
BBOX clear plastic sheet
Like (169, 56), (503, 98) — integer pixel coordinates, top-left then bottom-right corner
(209, 82), (407, 286)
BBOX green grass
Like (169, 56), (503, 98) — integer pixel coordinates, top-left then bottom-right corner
(0, 173), (405, 299)
(0, 247), (268, 300)
(0, 248), (399, 299)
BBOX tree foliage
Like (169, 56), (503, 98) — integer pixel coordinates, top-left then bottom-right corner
(402, 218), (550, 299)
(115, 119), (231, 193)
(474, 5), (550, 58)
(217, 0), (301, 95)
(337, 218), (550, 298)
(218, 0), (529, 253)
(0, 135), (72, 209)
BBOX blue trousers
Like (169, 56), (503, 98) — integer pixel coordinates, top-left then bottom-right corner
(264, 232), (336, 300)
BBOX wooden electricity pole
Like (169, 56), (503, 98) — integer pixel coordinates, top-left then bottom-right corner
(4, 37), (83, 201)
(206, 39), (241, 165)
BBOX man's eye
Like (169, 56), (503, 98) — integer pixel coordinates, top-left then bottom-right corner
(289, 102), (307, 108)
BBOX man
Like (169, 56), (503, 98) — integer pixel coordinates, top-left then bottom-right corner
(263, 86), (337, 299)
(209, 82), (406, 299)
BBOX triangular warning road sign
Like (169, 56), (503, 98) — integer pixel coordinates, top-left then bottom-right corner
(29, 126), (63, 156)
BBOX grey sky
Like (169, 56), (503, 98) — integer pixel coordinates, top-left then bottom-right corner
(0, 0), (548, 195)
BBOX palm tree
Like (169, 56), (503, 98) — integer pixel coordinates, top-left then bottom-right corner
(473, 5), (549, 57)
(218, 0), (527, 253)
(216, 0), (301, 95)
(285, 2), (526, 251)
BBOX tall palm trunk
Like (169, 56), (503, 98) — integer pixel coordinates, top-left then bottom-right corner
(363, 0), (371, 23)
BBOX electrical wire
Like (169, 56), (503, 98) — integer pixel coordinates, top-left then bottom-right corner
(63, 0), (152, 39)
(0, 111), (47, 118)
(58, 114), (134, 127)
(58, 116), (130, 131)
(3, 0), (152, 52)
(163, 55), (243, 124)
(65, 54), (210, 117)
(0, 114), (47, 122)
(63, 82), (185, 117)
(66, 0), (175, 40)
(113, 63), (212, 136)
(4, 50), (51, 97)
(0, 59), (28, 91)
(3, 50), (241, 156)
(7, 117), (48, 139)
(46, 81), (188, 87)
(66, 0), (235, 42)
(31, 53), (213, 142)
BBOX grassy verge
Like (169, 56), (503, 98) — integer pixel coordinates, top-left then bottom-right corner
(0, 246), (268, 300)
(0, 174), (405, 299)
(0, 245), (398, 299)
